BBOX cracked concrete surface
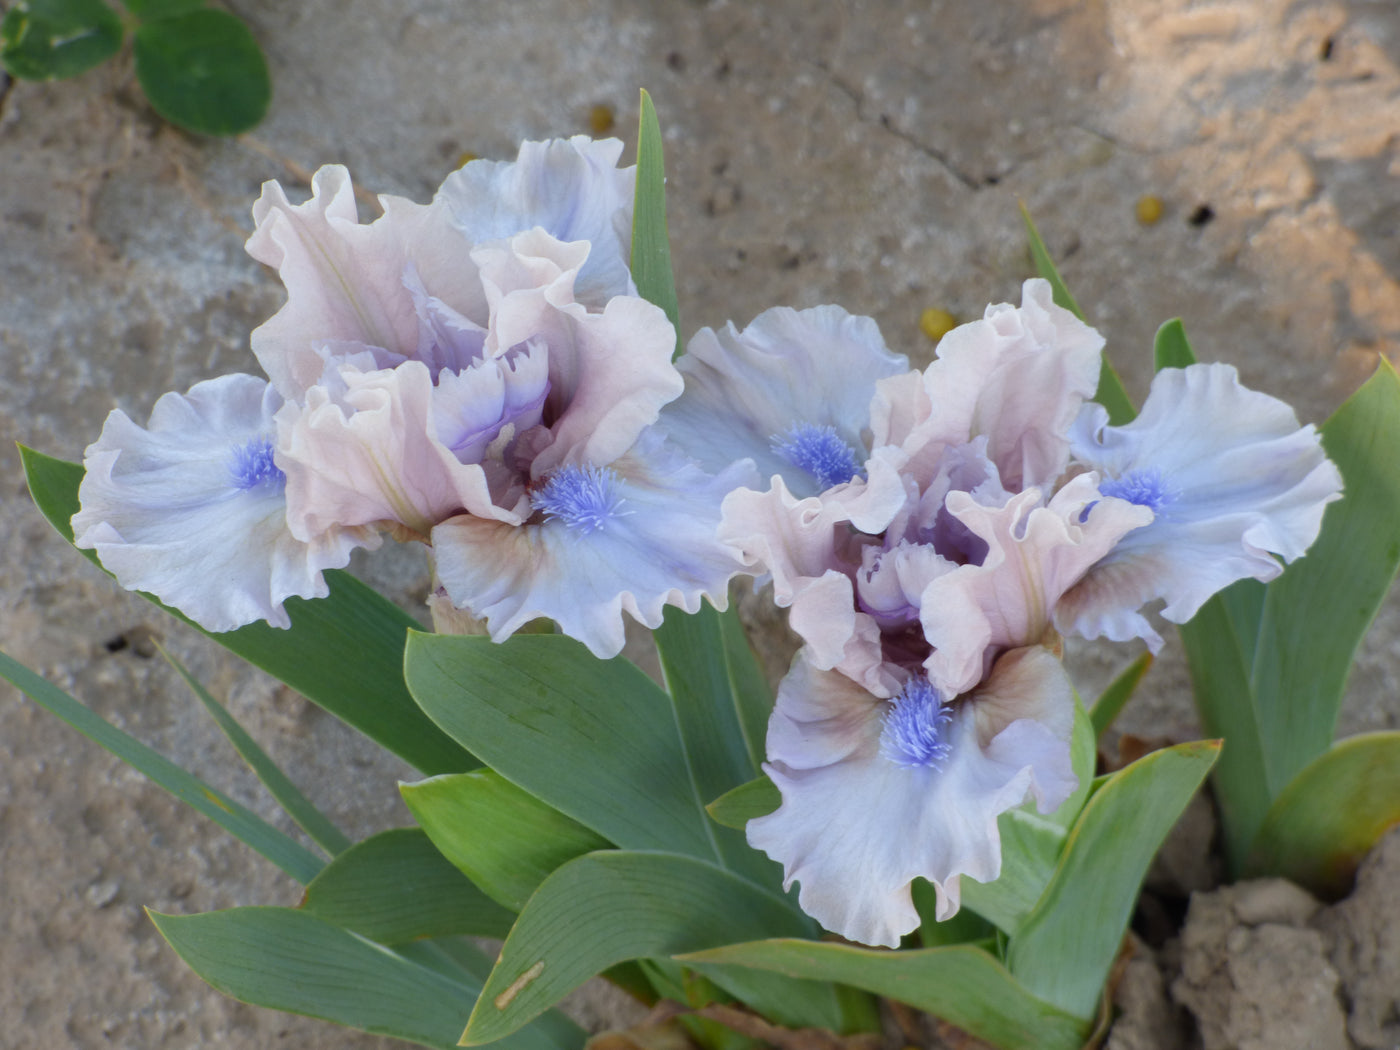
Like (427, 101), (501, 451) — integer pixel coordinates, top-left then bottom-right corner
(2, 1), (1399, 1046)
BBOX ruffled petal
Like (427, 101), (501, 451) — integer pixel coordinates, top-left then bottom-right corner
(661, 304), (907, 497)
(1060, 363), (1343, 644)
(435, 136), (636, 304)
(748, 646), (1076, 947)
(920, 475), (1153, 696)
(430, 433), (751, 658)
(72, 374), (374, 632)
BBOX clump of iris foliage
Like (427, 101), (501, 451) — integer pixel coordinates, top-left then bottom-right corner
(1, 0), (269, 135)
(6, 93), (1400, 1050)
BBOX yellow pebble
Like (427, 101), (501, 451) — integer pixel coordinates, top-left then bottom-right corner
(919, 307), (957, 343)
(454, 151), (479, 169)
(588, 104), (615, 135)
(1135, 194), (1164, 225)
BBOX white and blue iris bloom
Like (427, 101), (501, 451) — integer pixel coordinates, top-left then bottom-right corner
(1058, 362), (1344, 648)
(72, 374), (374, 632)
(659, 304), (909, 500)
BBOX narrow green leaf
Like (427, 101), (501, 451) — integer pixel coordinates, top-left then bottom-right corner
(462, 850), (814, 1045)
(1019, 204), (1134, 424)
(160, 644), (351, 856)
(405, 632), (716, 859)
(133, 9), (269, 135)
(0, 651), (324, 884)
(961, 809), (1066, 937)
(631, 89), (681, 357)
(150, 907), (584, 1050)
(1245, 732), (1400, 897)
(400, 769), (610, 912)
(653, 604), (770, 880)
(718, 602), (774, 772)
(300, 828), (516, 943)
(1, 0), (123, 81)
(1089, 651), (1154, 739)
(679, 939), (1088, 1050)
(1048, 693), (1096, 830)
(706, 775), (779, 831)
(19, 448), (475, 777)
(1007, 740), (1220, 1019)
(1151, 318), (1197, 371)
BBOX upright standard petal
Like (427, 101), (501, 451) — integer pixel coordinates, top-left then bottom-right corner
(72, 374), (374, 632)
(662, 304), (908, 498)
(1059, 363), (1344, 647)
(436, 136), (637, 304)
(748, 646), (1076, 947)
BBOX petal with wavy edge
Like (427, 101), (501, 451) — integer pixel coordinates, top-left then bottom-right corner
(1059, 362), (1344, 645)
(661, 304), (907, 497)
(277, 360), (522, 544)
(920, 476), (1153, 696)
(436, 136), (637, 305)
(748, 646), (1076, 947)
(247, 166), (475, 398)
(72, 374), (375, 632)
(472, 230), (682, 474)
(430, 435), (752, 658)
(875, 279), (1103, 493)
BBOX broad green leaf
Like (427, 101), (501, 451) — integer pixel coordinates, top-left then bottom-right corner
(630, 89), (681, 357)
(0, 651), (324, 884)
(961, 809), (1066, 937)
(1245, 732), (1400, 897)
(150, 907), (584, 1050)
(679, 939), (1087, 1050)
(161, 644), (351, 856)
(653, 604), (771, 880)
(400, 769), (609, 912)
(1089, 651), (1154, 739)
(1007, 740), (1220, 1019)
(1019, 203), (1134, 425)
(718, 600), (774, 771)
(405, 632), (717, 859)
(461, 850), (817, 1045)
(1151, 318), (1197, 371)
(300, 828), (516, 943)
(1, 0), (123, 81)
(19, 448), (474, 777)
(1183, 361), (1400, 870)
(706, 775), (779, 830)
(133, 9), (269, 135)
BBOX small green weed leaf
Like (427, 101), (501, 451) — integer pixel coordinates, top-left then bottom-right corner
(400, 769), (609, 912)
(461, 850), (816, 1045)
(1152, 318), (1197, 371)
(1, 0), (123, 81)
(133, 9), (269, 135)
(18, 448), (474, 777)
(405, 632), (716, 859)
(630, 89), (680, 357)
(150, 907), (584, 1050)
(679, 939), (1088, 1050)
(1020, 203), (1134, 425)
(300, 828), (516, 943)
(706, 775), (780, 830)
(0, 650), (324, 883)
(1007, 739), (1220, 1019)
(1089, 651), (1154, 740)
(1245, 732), (1400, 897)
(161, 644), (351, 856)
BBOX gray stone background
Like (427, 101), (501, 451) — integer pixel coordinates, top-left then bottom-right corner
(2, 0), (1399, 1047)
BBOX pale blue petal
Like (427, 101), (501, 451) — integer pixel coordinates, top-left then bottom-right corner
(661, 304), (908, 497)
(72, 374), (375, 632)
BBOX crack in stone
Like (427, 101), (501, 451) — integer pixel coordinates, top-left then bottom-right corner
(806, 58), (982, 192)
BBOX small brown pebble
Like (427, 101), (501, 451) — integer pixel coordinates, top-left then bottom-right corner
(589, 104), (615, 135)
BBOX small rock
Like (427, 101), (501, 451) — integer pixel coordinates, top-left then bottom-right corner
(1314, 824), (1400, 1049)
(1106, 935), (1188, 1050)
(1232, 878), (1321, 926)
(84, 879), (120, 909)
